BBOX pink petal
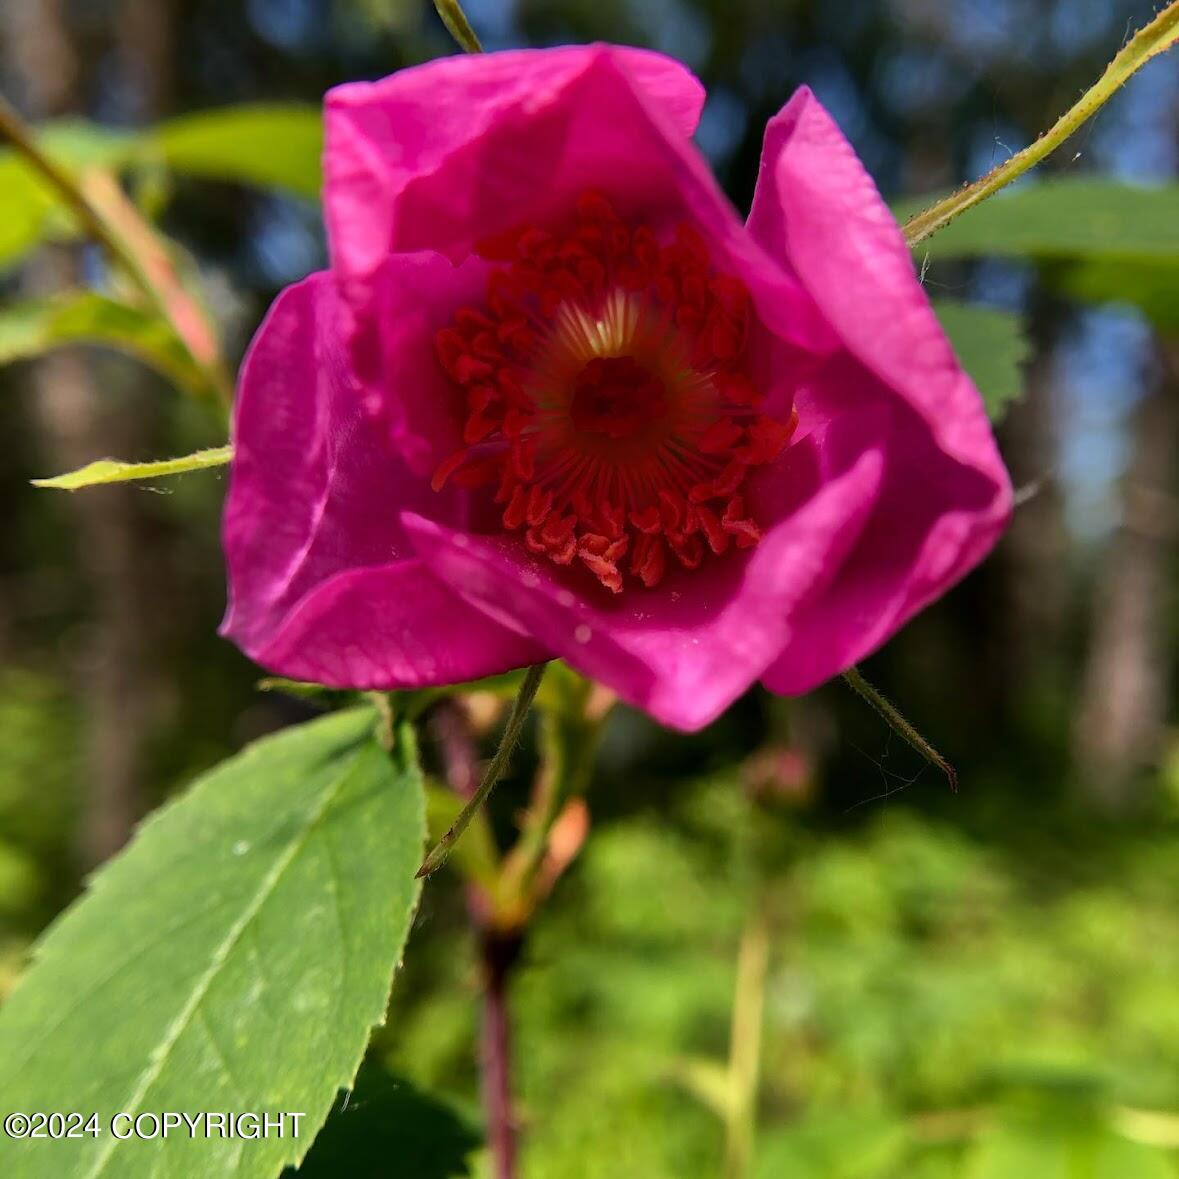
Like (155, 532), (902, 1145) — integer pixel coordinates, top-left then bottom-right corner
(221, 270), (544, 683)
(746, 90), (1012, 691)
(748, 87), (1011, 496)
(325, 44), (703, 293)
(402, 411), (886, 732)
(252, 561), (549, 689)
(350, 249), (492, 475)
(325, 45), (833, 355)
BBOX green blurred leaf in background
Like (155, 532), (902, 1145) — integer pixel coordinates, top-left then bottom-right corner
(931, 300), (1031, 424)
(904, 181), (1179, 331)
(0, 104), (322, 275)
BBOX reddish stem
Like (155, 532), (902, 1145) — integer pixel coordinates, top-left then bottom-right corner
(480, 929), (522, 1179)
(431, 701), (522, 1179)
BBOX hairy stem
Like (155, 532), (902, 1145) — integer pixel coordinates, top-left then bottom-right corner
(419, 662), (548, 878)
(842, 666), (958, 792)
(902, 1), (1179, 247)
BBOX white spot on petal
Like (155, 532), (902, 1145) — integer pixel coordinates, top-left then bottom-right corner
(574, 624), (592, 644)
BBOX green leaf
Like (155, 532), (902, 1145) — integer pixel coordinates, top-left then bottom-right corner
(0, 293), (211, 398)
(292, 1063), (480, 1178)
(901, 182), (1179, 329)
(0, 708), (425, 1179)
(31, 445), (232, 491)
(900, 181), (1179, 264)
(931, 300), (1029, 424)
(1052, 259), (1179, 331)
(0, 107), (320, 275)
(150, 105), (324, 199)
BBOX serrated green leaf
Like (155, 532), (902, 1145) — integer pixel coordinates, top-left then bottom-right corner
(292, 1063), (479, 1178)
(931, 300), (1029, 424)
(150, 105), (323, 199)
(0, 708), (425, 1179)
(32, 445), (232, 491)
(899, 181), (1179, 264)
(0, 293), (210, 398)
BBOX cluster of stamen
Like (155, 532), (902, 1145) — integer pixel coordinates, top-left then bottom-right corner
(432, 192), (797, 594)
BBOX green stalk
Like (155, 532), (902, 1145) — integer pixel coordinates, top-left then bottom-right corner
(903, 2), (1179, 247)
(433, 0), (483, 53)
(723, 912), (770, 1179)
(417, 663), (548, 879)
(842, 667), (958, 792)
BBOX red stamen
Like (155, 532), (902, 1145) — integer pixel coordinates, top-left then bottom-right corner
(431, 191), (797, 593)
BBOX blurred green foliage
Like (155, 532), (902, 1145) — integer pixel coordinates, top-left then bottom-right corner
(375, 739), (1179, 1177)
(0, 669), (79, 986)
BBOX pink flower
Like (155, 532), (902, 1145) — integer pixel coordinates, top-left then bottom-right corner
(221, 44), (1011, 731)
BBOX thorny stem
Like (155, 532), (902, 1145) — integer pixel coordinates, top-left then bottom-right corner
(418, 662), (548, 878)
(902, 2), (1179, 247)
(842, 666), (958, 792)
(433, 0), (483, 53)
(0, 93), (232, 410)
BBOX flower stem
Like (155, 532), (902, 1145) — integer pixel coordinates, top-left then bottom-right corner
(417, 662), (548, 878)
(432, 700), (522, 1179)
(433, 0), (483, 53)
(842, 666), (957, 792)
(902, 1), (1179, 247)
(480, 928), (523, 1179)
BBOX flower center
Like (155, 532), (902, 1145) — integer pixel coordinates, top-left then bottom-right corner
(432, 192), (797, 594)
(569, 356), (666, 440)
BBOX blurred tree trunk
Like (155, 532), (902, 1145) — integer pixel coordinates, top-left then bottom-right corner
(3, 0), (172, 867)
(995, 298), (1071, 727)
(1072, 344), (1178, 811)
